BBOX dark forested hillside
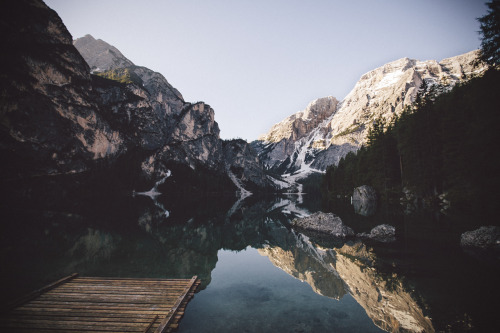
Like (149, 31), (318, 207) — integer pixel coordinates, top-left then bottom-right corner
(322, 69), (500, 217)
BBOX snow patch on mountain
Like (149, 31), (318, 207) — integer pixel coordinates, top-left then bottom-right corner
(375, 69), (404, 90)
(227, 168), (252, 198)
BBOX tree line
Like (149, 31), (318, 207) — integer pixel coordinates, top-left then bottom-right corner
(322, 68), (500, 216)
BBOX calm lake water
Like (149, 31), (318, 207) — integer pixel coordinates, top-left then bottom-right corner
(1, 184), (499, 332)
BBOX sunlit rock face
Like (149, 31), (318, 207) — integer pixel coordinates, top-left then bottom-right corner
(0, 0), (125, 177)
(92, 75), (169, 151)
(252, 96), (339, 172)
(259, 96), (339, 146)
(253, 51), (485, 176)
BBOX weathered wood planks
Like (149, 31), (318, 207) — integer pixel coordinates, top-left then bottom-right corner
(0, 274), (200, 333)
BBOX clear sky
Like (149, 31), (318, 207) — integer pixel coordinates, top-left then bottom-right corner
(45, 0), (488, 141)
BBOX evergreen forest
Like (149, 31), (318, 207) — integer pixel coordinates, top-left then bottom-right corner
(322, 68), (500, 217)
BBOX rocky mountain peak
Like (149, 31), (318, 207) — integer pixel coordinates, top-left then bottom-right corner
(73, 34), (134, 72)
(326, 50), (482, 146)
(74, 35), (184, 107)
(259, 96), (338, 143)
(254, 50), (486, 179)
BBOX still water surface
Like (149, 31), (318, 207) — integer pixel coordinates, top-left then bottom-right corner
(1, 188), (499, 332)
(180, 247), (381, 333)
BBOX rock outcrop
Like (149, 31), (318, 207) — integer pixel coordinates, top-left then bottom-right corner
(73, 34), (134, 72)
(253, 51), (486, 179)
(292, 212), (354, 238)
(223, 139), (275, 192)
(252, 96), (338, 172)
(357, 224), (396, 243)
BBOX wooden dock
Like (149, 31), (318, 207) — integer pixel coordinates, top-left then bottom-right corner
(0, 273), (200, 332)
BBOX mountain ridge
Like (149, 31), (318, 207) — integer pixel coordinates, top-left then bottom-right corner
(0, 0), (275, 195)
(253, 50), (486, 181)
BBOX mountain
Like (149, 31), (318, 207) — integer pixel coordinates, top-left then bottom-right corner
(0, 0), (274, 195)
(73, 34), (134, 72)
(1, 0), (122, 178)
(253, 51), (486, 181)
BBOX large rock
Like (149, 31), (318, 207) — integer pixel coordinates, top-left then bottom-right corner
(352, 185), (377, 216)
(357, 224), (396, 243)
(353, 185), (377, 201)
(460, 226), (500, 249)
(292, 212), (354, 238)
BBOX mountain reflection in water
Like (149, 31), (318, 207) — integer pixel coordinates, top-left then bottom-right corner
(1, 185), (499, 332)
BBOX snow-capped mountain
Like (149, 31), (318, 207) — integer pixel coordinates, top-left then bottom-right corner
(253, 51), (485, 179)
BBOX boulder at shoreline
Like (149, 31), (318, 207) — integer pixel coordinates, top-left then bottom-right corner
(357, 224), (396, 243)
(460, 226), (500, 249)
(292, 212), (355, 238)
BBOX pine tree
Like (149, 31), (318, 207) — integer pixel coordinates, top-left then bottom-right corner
(478, 0), (500, 67)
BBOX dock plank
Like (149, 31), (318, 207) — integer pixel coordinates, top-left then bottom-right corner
(0, 275), (199, 333)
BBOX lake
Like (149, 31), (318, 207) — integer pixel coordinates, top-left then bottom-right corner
(1, 184), (499, 332)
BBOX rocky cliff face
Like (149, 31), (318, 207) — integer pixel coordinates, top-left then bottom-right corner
(253, 51), (486, 178)
(252, 96), (338, 173)
(0, 0), (125, 177)
(74, 35), (274, 191)
(73, 34), (134, 72)
(0, 0), (273, 194)
(72, 35), (227, 183)
(223, 139), (275, 193)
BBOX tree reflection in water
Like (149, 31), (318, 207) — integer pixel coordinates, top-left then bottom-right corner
(1, 186), (499, 331)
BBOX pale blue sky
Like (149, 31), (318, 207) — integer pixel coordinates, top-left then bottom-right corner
(46, 0), (488, 140)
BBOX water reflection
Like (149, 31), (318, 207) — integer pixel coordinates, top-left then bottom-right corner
(335, 241), (433, 332)
(1, 181), (499, 332)
(258, 227), (433, 332)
